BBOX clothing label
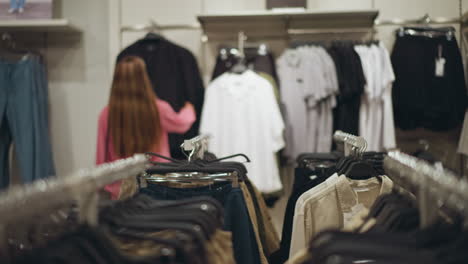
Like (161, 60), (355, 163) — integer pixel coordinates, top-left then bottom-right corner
(435, 58), (446, 77)
(343, 203), (366, 225)
(435, 45), (445, 77)
(353, 187), (371, 192)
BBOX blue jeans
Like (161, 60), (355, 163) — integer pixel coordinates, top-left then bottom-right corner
(0, 57), (55, 188)
(10, 0), (25, 9)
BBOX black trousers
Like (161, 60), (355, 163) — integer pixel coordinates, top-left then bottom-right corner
(391, 33), (467, 131)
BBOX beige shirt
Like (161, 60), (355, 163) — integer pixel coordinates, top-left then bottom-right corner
(289, 174), (393, 257)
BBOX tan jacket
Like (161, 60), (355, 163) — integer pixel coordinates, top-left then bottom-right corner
(289, 174), (393, 257)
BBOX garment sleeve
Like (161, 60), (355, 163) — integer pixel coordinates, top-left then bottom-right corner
(380, 44), (396, 91)
(276, 56), (296, 162)
(380, 45), (397, 150)
(158, 100), (196, 134)
(95, 107), (108, 165)
(289, 211), (306, 258)
(179, 49), (205, 135)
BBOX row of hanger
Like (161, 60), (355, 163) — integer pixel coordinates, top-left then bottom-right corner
(142, 135), (250, 188)
(334, 130), (468, 228)
(0, 134), (252, 257)
(332, 131), (382, 180)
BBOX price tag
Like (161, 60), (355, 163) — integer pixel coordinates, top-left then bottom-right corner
(435, 45), (445, 77)
(435, 58), (446, 77)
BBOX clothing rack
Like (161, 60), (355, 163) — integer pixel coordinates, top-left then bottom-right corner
(0, 154), (148, 241)
(333, 130), (368, 156)
(181, 134), (210, 161)
(384, 151), (468, 228)
(375, 13), (461, 26)
(120, 19), (201, 32)
(287, 28), (376, 35)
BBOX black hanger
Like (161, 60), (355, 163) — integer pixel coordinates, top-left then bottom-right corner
(144, 32), (164, 40)
(344, 159), (379, 180)
(108, 220), (208, 248)
(109, 227), (190, 263)
(102, 195), (224, 229)
(146, 152), (183, 163)
(230, 57), (247, 74)
(336, 156), (355, 174)
(207, 153), (251, 163)
(119, 209), (219, 239)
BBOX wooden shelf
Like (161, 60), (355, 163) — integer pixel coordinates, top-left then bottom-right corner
(198, 10), (378, 40)
(0, 19), (79, 32)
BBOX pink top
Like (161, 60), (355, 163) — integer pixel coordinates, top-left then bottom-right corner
(96, 99), (196, 199)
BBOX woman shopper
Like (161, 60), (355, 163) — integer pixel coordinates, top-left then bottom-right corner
(96, 56), (196, 199)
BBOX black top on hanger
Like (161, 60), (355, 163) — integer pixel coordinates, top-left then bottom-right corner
(143, 32), (164, 40)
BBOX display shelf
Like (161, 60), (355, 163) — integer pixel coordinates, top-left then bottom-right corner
(0, 19), (78, 32)
(197, 10), (378, 39)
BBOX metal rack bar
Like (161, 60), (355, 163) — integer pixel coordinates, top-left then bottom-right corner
(0, 154), (148, 227)
(384, 151), (468, 228)
(287, 28), (376, 34)
(121, 22), (201, 32)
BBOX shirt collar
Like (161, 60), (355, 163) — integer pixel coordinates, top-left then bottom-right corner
(284, 49), (301, 68)
(335, 175), (393, 212)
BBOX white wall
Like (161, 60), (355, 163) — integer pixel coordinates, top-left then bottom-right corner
(45, 0), (110, 176)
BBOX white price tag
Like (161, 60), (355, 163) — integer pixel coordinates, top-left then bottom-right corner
(435, 58), (446, 77)
(435, 45), (445, 77)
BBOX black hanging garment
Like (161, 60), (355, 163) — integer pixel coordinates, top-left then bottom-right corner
(327, 42), (366, 136)
(117, 35), (205, 159)
(391, 28), (468, 131)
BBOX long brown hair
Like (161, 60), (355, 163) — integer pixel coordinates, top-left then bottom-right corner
(108, 56), (161, 158)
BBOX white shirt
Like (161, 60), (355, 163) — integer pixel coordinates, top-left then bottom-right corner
(277, 47), (338, 158)
(355, 42), (396, 151)
(200, 70), (285, 193)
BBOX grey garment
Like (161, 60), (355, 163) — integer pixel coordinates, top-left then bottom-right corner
(458, 111), (468, 156)
(0, 56), (55, 188)
(277, 47), (338, 160)
(277, 49), (309, 161)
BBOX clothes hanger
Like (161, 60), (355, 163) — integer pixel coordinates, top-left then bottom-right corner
(397, 26), (455, 40)
(309, 231), (435, 264)
(144, 151), (246, 184)
(115, 209), (218, 239)
(105, 195), (224, 232)
(337, 141), (379, 179)
(108, 220), (208, 248)
(230, 56), (247, 74)
(95, 226), (187, 264)
(107, 230), (185, 264)
(0, 33), (32, 61)
(142, 19), (164, 41)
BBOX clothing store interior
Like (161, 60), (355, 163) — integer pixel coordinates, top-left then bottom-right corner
(1, 0), (468, 263)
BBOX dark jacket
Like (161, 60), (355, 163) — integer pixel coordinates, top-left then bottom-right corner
(117, 36), (205, 158)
